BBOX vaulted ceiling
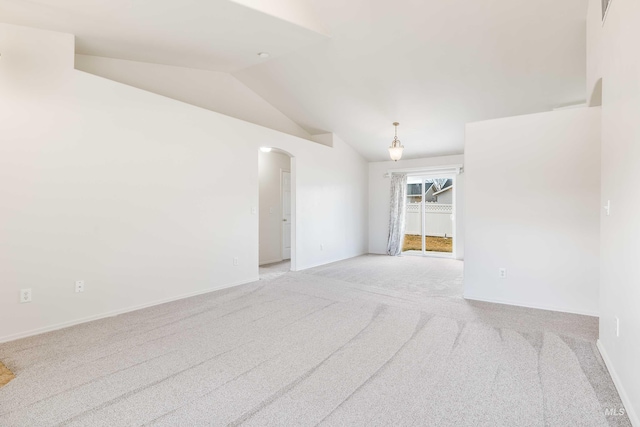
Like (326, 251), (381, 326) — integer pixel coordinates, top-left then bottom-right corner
(0, 0), (589, 160)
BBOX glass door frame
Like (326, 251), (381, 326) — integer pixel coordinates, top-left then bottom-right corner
(403, 173), (457, 258)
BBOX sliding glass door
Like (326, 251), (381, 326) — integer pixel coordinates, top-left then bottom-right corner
(402, 175), (455, 256)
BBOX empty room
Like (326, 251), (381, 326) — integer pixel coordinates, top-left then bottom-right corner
(0, 0), (638, 426)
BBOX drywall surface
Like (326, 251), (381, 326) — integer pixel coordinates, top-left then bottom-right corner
(229, 0), (329, 36)
(259, 151), (290, 264)
(587, 0), (640, 423)
(586, 0), (603, 106)
(0, 24), (367, 342)
(295, 133), (369, 269)
(74, 55), (312, 141)
(464, 108), (601, 316)
(368, 155), (465, 259)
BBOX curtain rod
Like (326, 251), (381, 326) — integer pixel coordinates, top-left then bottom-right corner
(384, 164), (463, 178)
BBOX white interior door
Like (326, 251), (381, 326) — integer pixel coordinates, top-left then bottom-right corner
(282, 171), (291, 260)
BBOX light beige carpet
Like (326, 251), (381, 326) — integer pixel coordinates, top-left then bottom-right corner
(305, 253), (464, 298)
(259, 260), (290, 282)
(0, 255), (631, 426)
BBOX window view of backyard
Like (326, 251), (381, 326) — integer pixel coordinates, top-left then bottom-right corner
(402, 235), (453, 252)
(402, 177), (454, 253)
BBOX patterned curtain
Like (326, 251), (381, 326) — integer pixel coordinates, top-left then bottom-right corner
(387, 173), (408, 256)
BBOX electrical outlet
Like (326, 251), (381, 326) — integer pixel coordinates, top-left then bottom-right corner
(499, 268), (507, 279)
(251, 207), (257, 215)
(320, 244), (324, 251)
(20, 288), (32, 303)
(75, 280), (85, 293)
(604, 200), (611, 216)
(233, 257), (239, 266)
(615, 316), (620, 337)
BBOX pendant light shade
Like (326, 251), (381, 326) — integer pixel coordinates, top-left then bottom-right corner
(388, 122), (404, 161)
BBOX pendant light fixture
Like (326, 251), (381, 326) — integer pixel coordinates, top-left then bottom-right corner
(388, 122), (404, 161)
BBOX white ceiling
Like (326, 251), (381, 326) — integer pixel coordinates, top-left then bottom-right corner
(235, 0), (589, 160)
(0, 0), (589, 161)
(0, 0), (327, 72)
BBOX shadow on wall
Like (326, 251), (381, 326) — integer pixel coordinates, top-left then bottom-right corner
(589, 78), (602, 107)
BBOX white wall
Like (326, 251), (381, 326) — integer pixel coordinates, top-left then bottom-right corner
(74, 55), (312, 141)
(368, 155), (465, 259)
(586, 0), (603, 106)
(259, 151), (290, 265)
(296, 133), (368, 269)
(0, 24), (368, 342)
(464, 107), (601, 316)
(587, 0), (640, 423)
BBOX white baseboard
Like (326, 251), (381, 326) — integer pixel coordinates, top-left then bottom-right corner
(597, 340), (639, 426)
(0, 277), (258, 344)
(259, 258), (283, 266)
(463, 293), (599, 317)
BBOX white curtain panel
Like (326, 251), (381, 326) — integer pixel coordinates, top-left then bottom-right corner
(387, 173), (408, 256)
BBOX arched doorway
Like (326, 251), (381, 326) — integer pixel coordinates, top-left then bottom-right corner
(258, 147), (295, 279)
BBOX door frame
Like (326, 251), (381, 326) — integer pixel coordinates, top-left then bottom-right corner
(404, 173), (457, 259)
(280, 169), (292, 261)
(257, 148), (296, 271)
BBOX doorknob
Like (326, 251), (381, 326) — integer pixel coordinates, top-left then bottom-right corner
(283, 219), (287, 222)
